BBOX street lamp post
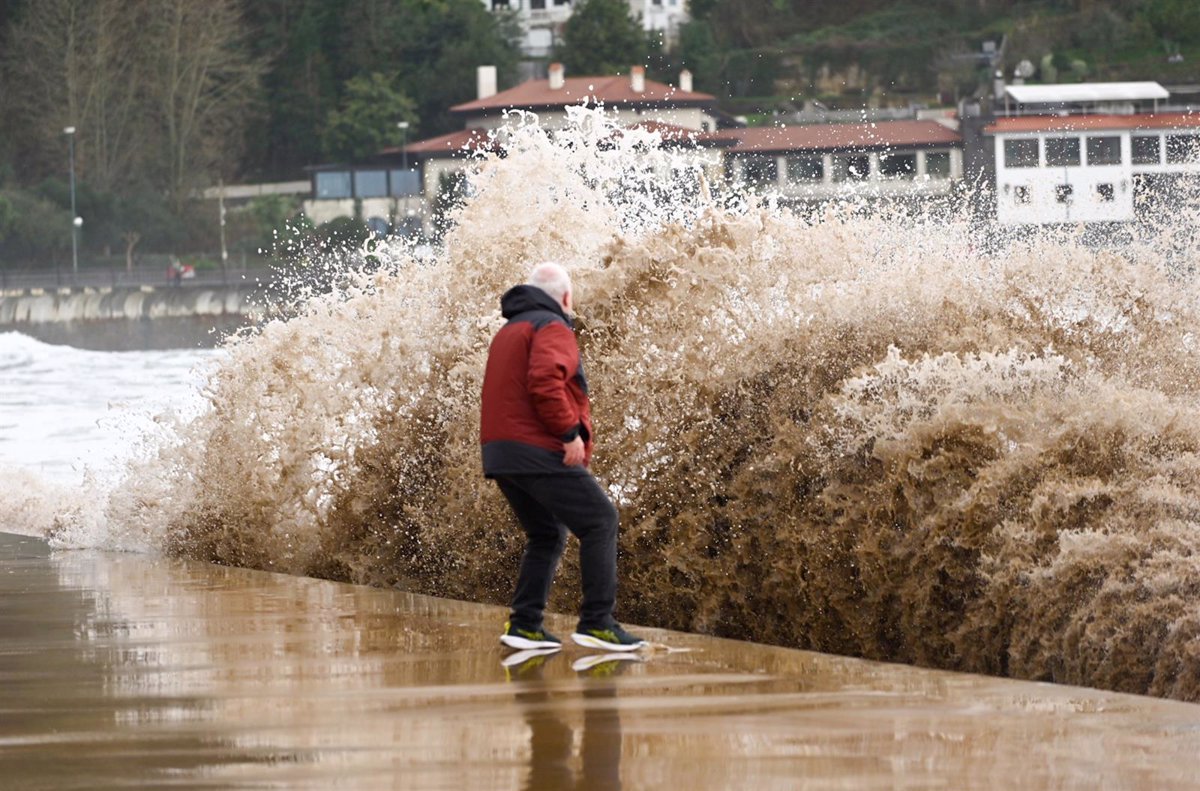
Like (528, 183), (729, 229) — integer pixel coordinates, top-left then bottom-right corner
(397, 121), (410, 235)
(64, 126), (78, 278)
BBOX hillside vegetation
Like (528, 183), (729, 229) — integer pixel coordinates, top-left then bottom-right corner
(677, 0), (1200, 110)
(0, 0), (1197, 269)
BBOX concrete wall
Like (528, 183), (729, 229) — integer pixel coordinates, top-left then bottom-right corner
(0, 284), (264, 327)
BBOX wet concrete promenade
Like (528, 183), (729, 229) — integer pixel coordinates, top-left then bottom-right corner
(3, 530), (1200, 790)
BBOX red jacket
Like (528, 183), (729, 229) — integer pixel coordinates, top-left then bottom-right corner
(481, 285), (593, 476)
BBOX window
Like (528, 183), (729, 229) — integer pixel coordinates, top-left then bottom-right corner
(1056, 184), (1073, 204)
(1045, 137), (1081, 167)
(1004, 138), (1038, 168)
(531, 0), (546, 7)
(1132, 135), (1161, 165)
(1096, 183), (1115, 202)
(1013, 185), (1030, 204)
(740, 155), (778, 186)
(1166, 134), (1200, 163)
(354, 170), (388, 198)
(924, 151), (951, 179)
(786, 155), (823, 183)
(1086, 136), (1121, 166)
(832, 154), (870, 182)
(879, 152), (917, 179)
(390, 169), (421, 197)
(315, 171), (351, 199)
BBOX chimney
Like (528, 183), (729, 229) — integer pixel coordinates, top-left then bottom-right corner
(549, 62), (565, 90)
(679, 69), (693, 93)
(477, 65), (497, 100)
(631, 65), (645, 93)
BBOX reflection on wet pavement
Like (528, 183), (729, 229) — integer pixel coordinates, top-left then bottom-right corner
(3, 530), (1199, 790)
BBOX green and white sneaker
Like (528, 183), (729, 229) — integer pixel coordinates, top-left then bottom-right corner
(571, 623), (647, 652)
(500, 621), (562, 650)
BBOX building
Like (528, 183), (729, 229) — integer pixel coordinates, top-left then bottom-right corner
(452, 63), (719, 132)
(482, 0), (690, 58)
(301, 64), (975, 233)
(712, 117), (963, 203)
(984, 82), (1200, 226)
(483, 0), (574, 59)
(626, 0), (690, 43)
(302, 64), (720, 235)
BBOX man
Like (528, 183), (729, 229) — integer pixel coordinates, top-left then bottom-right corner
(481, 262), (645, 654)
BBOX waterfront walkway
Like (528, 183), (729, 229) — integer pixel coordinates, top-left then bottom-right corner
(3, 531), (1199, 790)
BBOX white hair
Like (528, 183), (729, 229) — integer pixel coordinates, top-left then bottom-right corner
(527, 262), (572, 305)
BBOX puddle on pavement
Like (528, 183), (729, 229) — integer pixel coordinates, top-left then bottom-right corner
(3, 531), (1199, 790)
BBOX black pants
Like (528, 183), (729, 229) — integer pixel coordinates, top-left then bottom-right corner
(495, 473), (619, 630)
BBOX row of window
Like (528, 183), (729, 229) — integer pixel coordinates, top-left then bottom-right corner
(315, 169), (421, 200)
(1003, 133), (1200, 169)
(1007, 182), (1117, 205)
(490, 0), (572, 10)
(739, 150), (952, 185)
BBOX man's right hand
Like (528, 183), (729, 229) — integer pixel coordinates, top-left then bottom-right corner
(562, 436), (585, 466)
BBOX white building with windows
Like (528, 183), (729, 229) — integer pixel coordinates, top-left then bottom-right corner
(711, 118), (963, 202)
(987, 82), (1200, 225)
(482, 0), (689, 57)
(627, 0), (690, 42)
(483, 0), (574, 58)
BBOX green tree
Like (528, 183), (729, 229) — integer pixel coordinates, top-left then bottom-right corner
(323, 72), (418, 162)
(0, 188), (71, 264)
(0, 192), (12, 242)
(2, 0), (150, 193)
(1142, 0), (1200, 44)
(557, 0), (651, 76)
(225, 194), (302, 255)
(144, 0), (265, 212)
(315, 215), (368, 248)
(240, 0), (350, 179)
(676, 20), (724, 93)
(1, 0), (263, 212)
(336, 0), (520, 137)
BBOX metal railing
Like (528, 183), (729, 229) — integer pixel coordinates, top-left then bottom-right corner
(0, 264), (274, 293)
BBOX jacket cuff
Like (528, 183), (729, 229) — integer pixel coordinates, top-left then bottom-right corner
(560, 424), (581, 443)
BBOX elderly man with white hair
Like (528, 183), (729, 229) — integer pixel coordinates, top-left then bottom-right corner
(481, 262), (646, 655)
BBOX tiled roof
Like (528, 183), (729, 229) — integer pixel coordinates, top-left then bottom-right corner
(381, 128), (500, 159)
(708, 120), (961, 153)
(451, 75), (715, 114)
(985, 113), (1200, 134)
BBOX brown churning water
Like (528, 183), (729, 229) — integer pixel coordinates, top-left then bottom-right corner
(65, 109), (1200, 702)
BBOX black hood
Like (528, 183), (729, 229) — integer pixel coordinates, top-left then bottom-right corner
(500, 285), (571, 324)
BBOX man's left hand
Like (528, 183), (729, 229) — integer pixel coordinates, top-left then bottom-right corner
(563, 436), (585, 466)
